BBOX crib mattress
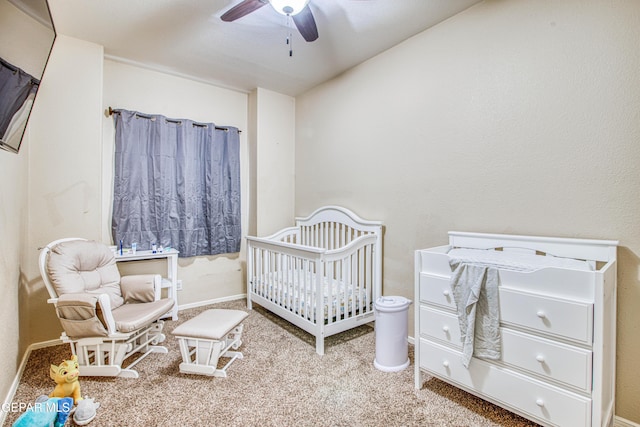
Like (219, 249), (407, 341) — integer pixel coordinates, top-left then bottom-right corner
(448, 248), (594, 272)
(250, 274), (369, 321)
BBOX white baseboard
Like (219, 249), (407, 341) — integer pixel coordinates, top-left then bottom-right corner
(615, 416), (640, 427)
(177, 293), (246, 311)
(29, 338), (63, 351)
(1, 339), (62, 426)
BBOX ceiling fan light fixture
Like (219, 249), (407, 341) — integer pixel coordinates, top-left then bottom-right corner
(268, 0), (309, 16)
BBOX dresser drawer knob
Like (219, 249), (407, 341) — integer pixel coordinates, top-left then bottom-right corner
(535, 399), (545, 407)
(536, 310), (547, 319)
(443, 289), (450, 297)
(442, 325), (450, 333)
(536, 355), (545, 363)
(442, 360), (450, 368)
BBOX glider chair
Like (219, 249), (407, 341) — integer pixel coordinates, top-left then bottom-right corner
(39, 238), (176, 378)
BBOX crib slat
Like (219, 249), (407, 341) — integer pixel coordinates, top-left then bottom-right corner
(358, 246), (364, 313)
(326, 261), (334, 323)
(329, 222), (334, 250)
(314, 261), (321, 324)
(365, 245), (371, 312)
(282, 253), (287, 309)
(281, 253), (287, 309)
(257, 247), (262, 298)
(289, 256), (295, 312)
(263, 249), (269, 300)
(298, 259), (305, 317)
(305, 258), (310, 319)
(325, 222), (329, 249)
(353, 250), (358, 315)
(343, 257), (348, 320)
(298, 256), (303, 313)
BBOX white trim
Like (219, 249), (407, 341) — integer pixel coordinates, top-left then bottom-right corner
(1, 339), (63, 425)
(27, 338), (63, 351)
(615, 416), (640, 427)
(177, 293), (246, 312)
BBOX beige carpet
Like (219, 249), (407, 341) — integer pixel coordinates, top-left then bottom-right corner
(5, 299), (538, 426)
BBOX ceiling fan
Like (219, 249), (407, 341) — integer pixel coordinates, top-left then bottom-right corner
(221, 0), (319, 42)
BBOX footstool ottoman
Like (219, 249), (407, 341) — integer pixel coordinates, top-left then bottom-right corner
(173, 309), (249, 377)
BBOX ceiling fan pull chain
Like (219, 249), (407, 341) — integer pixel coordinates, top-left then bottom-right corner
(289, 31), (293, 56)
(285, 14), (294, 56)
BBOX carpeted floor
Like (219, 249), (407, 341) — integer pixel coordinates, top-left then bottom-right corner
(5, 299), (539, 426)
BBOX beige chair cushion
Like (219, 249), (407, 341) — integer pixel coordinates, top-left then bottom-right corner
(112, 298), (175, 333)
(47, 240), (124, 309)
(172, 309), (248, 340)
(120, 275), (157, 304)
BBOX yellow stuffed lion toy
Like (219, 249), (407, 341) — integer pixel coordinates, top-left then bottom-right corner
(49, 355), (83, 405)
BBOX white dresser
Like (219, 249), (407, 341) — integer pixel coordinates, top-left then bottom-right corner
(415, 232), (618, 427)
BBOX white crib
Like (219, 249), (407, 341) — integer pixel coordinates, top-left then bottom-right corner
(246, 206), (383, 355)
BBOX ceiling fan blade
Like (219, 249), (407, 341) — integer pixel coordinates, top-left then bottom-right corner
(292, 4), (319, 42)
(221, 0), (267, 22)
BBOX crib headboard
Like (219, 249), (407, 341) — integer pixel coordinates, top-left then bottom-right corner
(296, 206), (383, 251)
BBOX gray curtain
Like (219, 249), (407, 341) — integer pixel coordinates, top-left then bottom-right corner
(112, 109), (241, 257)
(0, 57), (39, 138)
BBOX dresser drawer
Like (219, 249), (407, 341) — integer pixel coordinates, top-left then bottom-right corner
(419, 305), (462, 349)
(499, 288), (593, 344)
(419, 306), (592, 391)
(419, 339), (591, 427)
(502, 329), (592, 392)
(419, 273), (455, 309)
(420, 275), (594, 345)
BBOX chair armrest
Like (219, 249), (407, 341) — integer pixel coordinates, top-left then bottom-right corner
(120, 274), (162, 303)
(55, 293), (116, 336)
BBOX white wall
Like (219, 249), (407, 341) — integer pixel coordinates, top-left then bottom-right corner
(102, 59), (249, 307)
(0, 137), (26, 413)
(295, 0), (640, 422)
(252, 88), (296, 236)
(25, 34), (104, 344)
(0, 0), (42, 408)
(0, 0), (57, 410)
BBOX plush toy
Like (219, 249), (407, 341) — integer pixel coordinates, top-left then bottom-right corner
(12, 397), (73, 427)
(73, 397), (101, 426)
(49, 355), (83, 405)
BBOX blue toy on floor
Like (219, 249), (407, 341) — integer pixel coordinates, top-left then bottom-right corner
(12, 397), (73, 427)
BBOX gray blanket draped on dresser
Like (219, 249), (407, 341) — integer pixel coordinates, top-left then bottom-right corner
(449, 260), (501, 368)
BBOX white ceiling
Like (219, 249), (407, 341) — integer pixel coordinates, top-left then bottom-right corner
(46, 0), (481, 96)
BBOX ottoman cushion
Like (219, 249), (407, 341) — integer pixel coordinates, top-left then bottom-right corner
(173, 309), (248, 341)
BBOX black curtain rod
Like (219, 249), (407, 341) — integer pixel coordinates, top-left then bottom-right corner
(108, 107), (241, 133)
(1, 57), (40, 85)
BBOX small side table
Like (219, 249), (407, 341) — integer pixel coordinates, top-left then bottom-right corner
(115, 248), (179, 320)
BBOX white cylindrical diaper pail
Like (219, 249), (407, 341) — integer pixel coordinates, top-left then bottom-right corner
(373, 296), (413, 372)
